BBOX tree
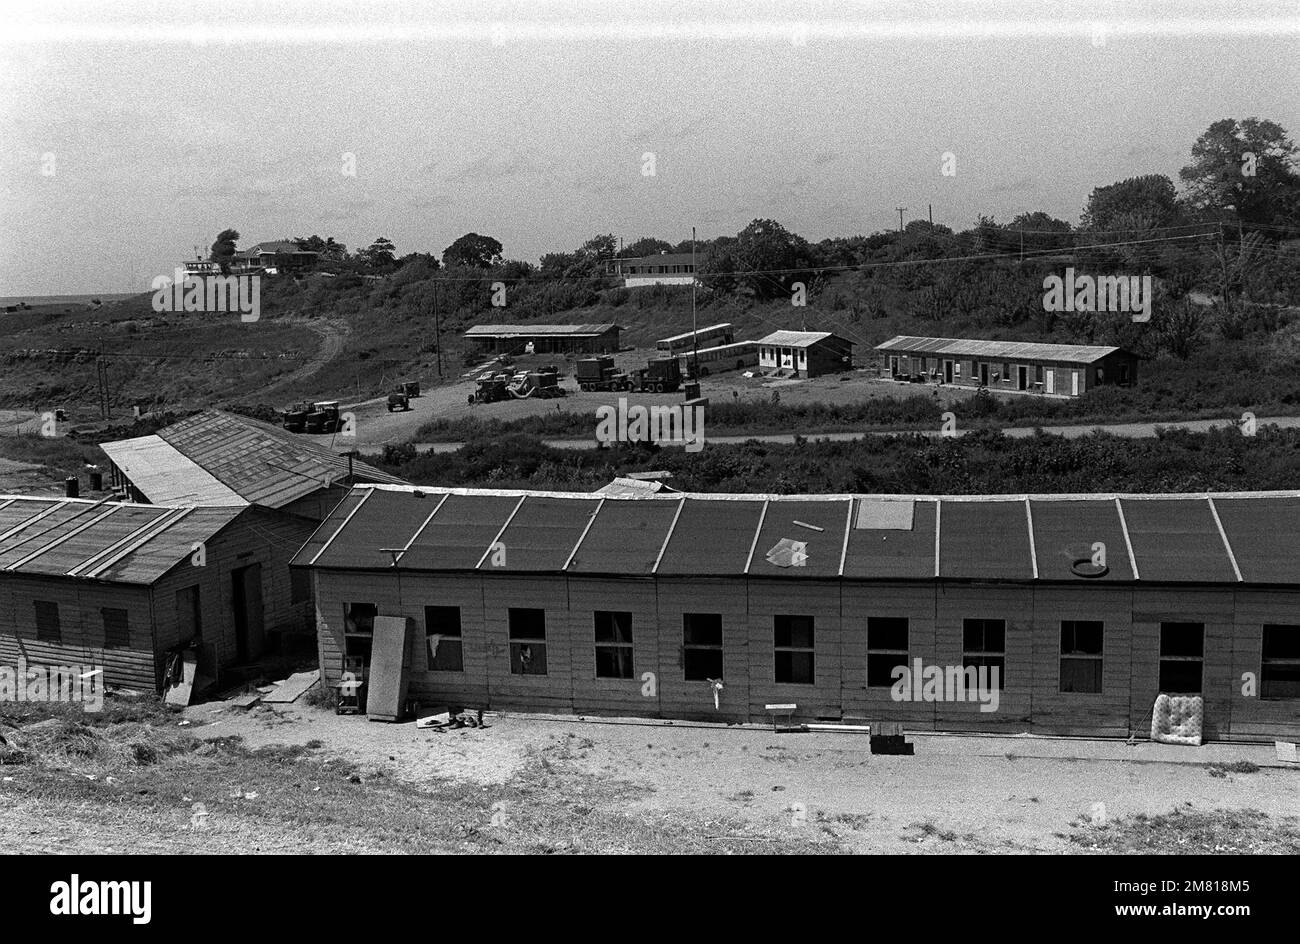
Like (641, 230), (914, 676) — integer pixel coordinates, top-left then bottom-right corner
(696, 236), (739, 294)
(1179, 118), (1300, 226)
(210, 229), (240, 274)
(622, 237), (674, 258)
(1007, 212), (1073, 252)
(731, 218), (813, 299)
(361, 237), (397, 270)
(578, 234), (617, 261)
(442, 233), (503, 269)
(1081, 175), (1182, 232)
(294, 235), (348, 261)
(1157, 297), (1204, 359)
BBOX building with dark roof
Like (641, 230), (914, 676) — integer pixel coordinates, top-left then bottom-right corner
(0, 496), (312, 690)
(758, 330), (854, 377)
(464, 323), (620, 355)
(101, 409), (407, 521)
(230, 241), (319, 274)
(876, 336), (1139, 395)
(292, 485), (1300, 740)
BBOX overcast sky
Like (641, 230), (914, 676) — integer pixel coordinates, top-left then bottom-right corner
(1, 0), (1298, 295)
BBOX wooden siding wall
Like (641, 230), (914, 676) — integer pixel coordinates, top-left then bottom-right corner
(0, 575), (157, 689)
(805, 340), (854, 377)
(310, 570), (1300, 739)
(152, 507), (315, 673)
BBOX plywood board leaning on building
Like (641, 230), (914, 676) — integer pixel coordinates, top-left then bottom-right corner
(368, 615), (412, 721)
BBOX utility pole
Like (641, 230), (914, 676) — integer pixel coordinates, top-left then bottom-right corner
(928, 204), (933, 226)
(690, 226), (699, 381)
(896, 207), (906, 232)
(432, 278), (443, 380)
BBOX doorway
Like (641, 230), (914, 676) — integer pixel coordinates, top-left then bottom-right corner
(231, 564), (264, 663)
(1045, 369), (1055, 394)
(943, 360), (954, 383)
(1017, 366), (1028, 390)
(979, 362), (989, 386)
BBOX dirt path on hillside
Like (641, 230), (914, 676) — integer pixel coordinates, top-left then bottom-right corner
(254, 317), (351, 403)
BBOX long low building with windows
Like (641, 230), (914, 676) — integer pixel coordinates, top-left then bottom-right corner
(292, 485), (1300, 741)
(875, 336), (1139, 395)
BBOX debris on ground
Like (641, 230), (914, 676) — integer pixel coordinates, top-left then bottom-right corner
(262, 670), (321, 704)
(417, 706), (487, 732)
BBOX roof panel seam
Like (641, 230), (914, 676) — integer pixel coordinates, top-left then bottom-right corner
(1115, 497), (1140, 580)
(1025, 498), (1039, 580)
(0, 500), (69, 545)
(477, 495), (527, 569)
(563, 498), (605, 571)
(1205, 496), (1243, 583)
(7, 504), (121, 572)
(394, 493), (449, 566)
(651, 497), (686, 574)
(73, 507), (191, 578)
(309, 488), (373, 565)
(743, 500), (770, 574)
(838, 498), (853, 577)
(934, 499), (942, 578)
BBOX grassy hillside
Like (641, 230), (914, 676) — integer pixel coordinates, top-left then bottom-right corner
(5, 256), (1299, 432)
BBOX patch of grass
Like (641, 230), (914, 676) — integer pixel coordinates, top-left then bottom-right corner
(1207, 760), (1261, 777)
(1070, 807), (1300, 854)
(909, 821), (959, 842)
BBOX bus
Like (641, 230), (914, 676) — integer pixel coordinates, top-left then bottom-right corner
(656, 323), (734, 356)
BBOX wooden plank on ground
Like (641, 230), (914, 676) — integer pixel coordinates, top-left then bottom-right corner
(263, 670), (321, 704)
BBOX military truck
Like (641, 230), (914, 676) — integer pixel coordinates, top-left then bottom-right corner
(468, 371), (512, 404)
(387, 390), (411, 412)
(629, 357), (683, 393)
(304, 400), (342, 433)
(282, 402), (311, 432)
(508, 366), (566, 399)
(576, 356), (631, 392)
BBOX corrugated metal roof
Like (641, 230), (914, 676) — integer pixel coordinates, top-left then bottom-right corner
(290, 486), (1300, 586)
(0, 495), (243, 584)
(1119, 497), (1239, 583)
(655, 497), (766, 575)
(464, 324), (618, 338)
(485, 495), (601, 571)
(1029, 499), (1135, 581)
(104, 410), (405, 509)
(1212, 496), (1300, 584)
(940, 501), (1035, 579)
(758, 330), (839, 348)
(875, 335), (1123, 364)
(843, 500), (936, 580)
(99, 435), (246, 506)
(749, 499), (850, 578)
(403, 493), (522, 570)
(567, 498), (681, 574)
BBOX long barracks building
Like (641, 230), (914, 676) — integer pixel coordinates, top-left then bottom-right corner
(292, 486), (1300, 741)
